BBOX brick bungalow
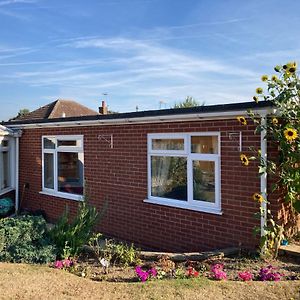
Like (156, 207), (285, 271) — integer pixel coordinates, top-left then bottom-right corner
(2, 100), (275, 252)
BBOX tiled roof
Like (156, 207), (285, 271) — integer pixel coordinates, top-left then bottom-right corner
(11, 99), (98, 121)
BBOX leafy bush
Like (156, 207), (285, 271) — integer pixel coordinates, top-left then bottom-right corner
(49, 201), (99, 258)
(0, 215), (56, 264)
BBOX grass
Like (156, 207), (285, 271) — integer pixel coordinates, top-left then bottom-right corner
(0, 263), (299, 300)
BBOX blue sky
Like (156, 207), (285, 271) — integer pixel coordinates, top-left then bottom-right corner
(1, 0), (300, 120)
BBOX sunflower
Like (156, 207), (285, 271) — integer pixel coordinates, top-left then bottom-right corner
(271, 75), (278, 82)
(253, 193), (264, 203)
(237, 116), (247, 125)
(272, 118), (279, 126)
(256, 87), (263, 94)
(284, 128), (298, 141)
(261, 75), (268, 82)
(253, 96), (259, 103)
(240, 154), (249, 166)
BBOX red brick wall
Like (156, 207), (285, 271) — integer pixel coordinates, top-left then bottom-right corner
(19, 119), (263, 251)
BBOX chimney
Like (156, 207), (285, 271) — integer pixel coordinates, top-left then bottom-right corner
(99, 100), (108, 115)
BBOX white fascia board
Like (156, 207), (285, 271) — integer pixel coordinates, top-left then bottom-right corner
(6, 107), (273, 130)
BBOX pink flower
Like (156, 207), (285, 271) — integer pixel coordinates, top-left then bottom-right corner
(54, 260), (63, 269)
(238, 271), (253, 281)
(149, 268), (157, 277)
(211, 264), (227, 280)
(63, 259), (72, 268)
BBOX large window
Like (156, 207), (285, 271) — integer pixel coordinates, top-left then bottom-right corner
(0, 139), (10, 191)
(42, 135), (84, 200)
(146, 133), (221, 214)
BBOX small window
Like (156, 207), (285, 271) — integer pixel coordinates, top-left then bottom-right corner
(152, 138), (184, 151)
(43, 137), (55, 149)
(191, 136), (218, 154)
(42, 135), (84, 200)
(147, 133), (220, 214)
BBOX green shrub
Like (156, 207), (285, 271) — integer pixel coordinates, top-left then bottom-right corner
(0, 215), (56, 264)
(49, 200), (100, 258)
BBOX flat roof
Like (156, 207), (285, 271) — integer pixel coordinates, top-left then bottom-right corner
(2, 101), (272, 127)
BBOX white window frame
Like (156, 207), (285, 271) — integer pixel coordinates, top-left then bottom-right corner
(41, 135), (84, 201)
(144, 132), (221, 215)
(0, 136), (15, 196)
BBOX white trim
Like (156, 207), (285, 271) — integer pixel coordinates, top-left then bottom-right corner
(15, 137), (19, 213)
(0, 187), (14, 197)
(41, 135), (84, 201)
(147, 132), (221, 213)
(260, 114), (267, 236)
(143, 198), (222, 215)
(6, 108), (273, 129)
(39, 190), (83, 201)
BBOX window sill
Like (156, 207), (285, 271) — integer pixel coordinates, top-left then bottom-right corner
(0, 187), (14, 197)
(39, 190), (83, 201)
(143, 198), (223, 215)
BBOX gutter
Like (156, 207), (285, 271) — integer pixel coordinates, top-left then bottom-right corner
(260, 113), (268, 236)
(5, 108), (271, 129)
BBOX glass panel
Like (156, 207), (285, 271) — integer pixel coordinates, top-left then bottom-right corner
(43, 138), (55, 149)
(58, 152), (83, 195)
(151, 156), (187, 201)
(2, 151), (9, 189)
(191, 136), (218, 154)
(58, 140), (78, 147)
(1, 140), (9, 147)
(44, 153), (54, 189)
(152, 138), (184, 151)
(193, 160), (215, 203)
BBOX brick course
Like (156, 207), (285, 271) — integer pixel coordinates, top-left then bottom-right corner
(19, 119), (266, 251)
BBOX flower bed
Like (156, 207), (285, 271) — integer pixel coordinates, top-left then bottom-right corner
(51, 252), (300, 283)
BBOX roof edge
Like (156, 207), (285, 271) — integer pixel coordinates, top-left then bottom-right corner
(2, 101), (273, 128)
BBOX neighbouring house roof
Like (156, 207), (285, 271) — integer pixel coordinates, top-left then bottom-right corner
(10, 99), (98, 122)
(3, 101), (273, 128)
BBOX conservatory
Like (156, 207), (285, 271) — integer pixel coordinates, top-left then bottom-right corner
(0, 125), (21, 212)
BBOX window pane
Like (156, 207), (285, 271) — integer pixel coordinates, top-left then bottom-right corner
(151, 156), (187, 201)
(191, 136), (218, 154)
(1, 140), (8, 147)
(193, 161), (215, 202)
(58, 140), (79, 147)
(43, 138), (55, 149)
(44, 153), (54, 189)
(152, 138), (184, 151)
(2, 151), (9, 189)
(58, 152), (83, 195)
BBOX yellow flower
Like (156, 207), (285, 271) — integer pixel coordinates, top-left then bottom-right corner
(272, 118), (278, 126)
(240, 154), (249, 166)
(253, 193), (264, 203)
(256, 87), (263, 94)
(258, 149), (261, 156)
(253, 96), (259, 103)
(261, 75), (268, 82)
(287, 61), (297, 73)
(271, 75), (278, 82)
(284, 128), (298, 141)
(237, 116), (247, 125)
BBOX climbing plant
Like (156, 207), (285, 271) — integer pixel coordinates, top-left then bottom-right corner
(237, 62), (300, 258)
